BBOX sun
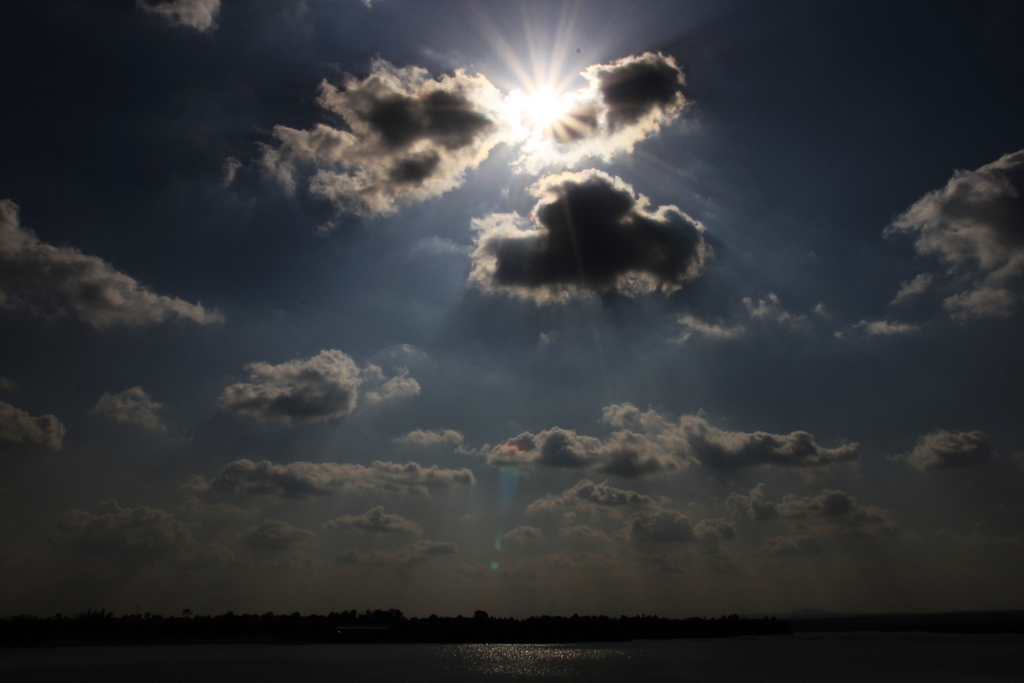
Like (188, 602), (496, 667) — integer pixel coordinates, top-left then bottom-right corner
(522, 87), (567, 129)
(508, 87), (571, 138)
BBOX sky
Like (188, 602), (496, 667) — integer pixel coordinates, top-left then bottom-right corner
(1, 0), (1023, 619)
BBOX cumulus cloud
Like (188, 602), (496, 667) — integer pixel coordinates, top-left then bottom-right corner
(558, 525), (614, 544)
(396, 429), (465, 447)
(526, 479), (654, 513)
(0, 200), (222, 328)
(218, 350), (415, 425)
(626, 509), (734, 543)
(725, 484), (779, 521)
(136, 0), (220, 32)
(363, 369), (421, 404)
(261, 59), (507, 217)
(337, 539), (458, 567)
(480, 404), (856, 477)
(513, 52), (687, 172)
(194, 458), (475, 498)
(0, 377), (15, 392)
(0, 401), (65, 450)
(886, 149), (1024, 320)
(240, 519), (314, 553)
(604, 404), (858, 471)
(481, 427), (677, 479)
(62, 500), (195, 557)
(503, 526), (543, 541)
(777, 489), (898, 537)
(324, 506), (421, 535)
(89, 387), (166, 434)
(469, 170), (708, 303)
(894, 430), (994, 471)
(674, 314), (745, 344)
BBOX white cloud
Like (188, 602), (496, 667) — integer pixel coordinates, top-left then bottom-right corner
(849, 319), (919, 337)
(886, 149), (1024, 320)
(742, 292), (809, 328)
(363, 369), (421, 404)
(89, 387), (166, 434)
(894, 430), (994, 471)
(0, 401), (65, 450)
(0, 200), (222, 329)
(396, 429), (465, 447)
(890, 273), (934, 305)
(136, 0), (220, 32)
(674, 314), (745, 343)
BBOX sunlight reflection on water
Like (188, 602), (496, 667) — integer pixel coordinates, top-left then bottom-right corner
(446, 643), (619, 677)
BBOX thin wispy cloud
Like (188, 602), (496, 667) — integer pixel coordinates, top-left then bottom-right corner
(0, 200), (222, 329)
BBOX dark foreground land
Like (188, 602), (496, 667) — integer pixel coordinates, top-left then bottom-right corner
(5, 609), (1023, 647)
(1, 610), (790, 646)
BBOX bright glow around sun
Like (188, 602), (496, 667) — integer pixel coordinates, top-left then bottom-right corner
(508, 87), (570, 138)
(523, 87), (566, 128)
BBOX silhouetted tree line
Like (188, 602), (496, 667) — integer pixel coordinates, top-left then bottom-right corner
(0, 608), (792, 646)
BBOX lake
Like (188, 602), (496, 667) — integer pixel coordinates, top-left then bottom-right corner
(2, 633), (1022, 682)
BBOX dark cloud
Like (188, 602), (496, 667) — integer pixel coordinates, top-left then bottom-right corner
(887, 149), (1024, 320)
(602, 404), (858, 471)
(760, 535), (822, 557)
(62, 500), (195, 558)
(895, 430), (994, 471)
(0, 200), (222, 329)
(136, 0), (220, 32)
(219, 350), (414, 425)
(526, 479), (654, 513)
(481, 427), (676, 478)
(261, 60), (507, 217)
(626, 508), (733, 543)
(89, 387), (166, 434)
(470, 170), (708, 303)
(481, 405), (856, 478)
(557, 525), (614, 544)
(240, 519), (314, 553)
(324, 506), (421, 535)
(337, 539), (458, 567)
(725, 484), (779, 521)
(503, 526), (543, 541)
(194, 458), (475, 498)
(593, 52), (685, 129)
(513, 53), (687, 172)
(0, 401), (65, 450)
(777, 489), (898, 537)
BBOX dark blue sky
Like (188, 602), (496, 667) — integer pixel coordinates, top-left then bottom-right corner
(1, 0), (1022, 617)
